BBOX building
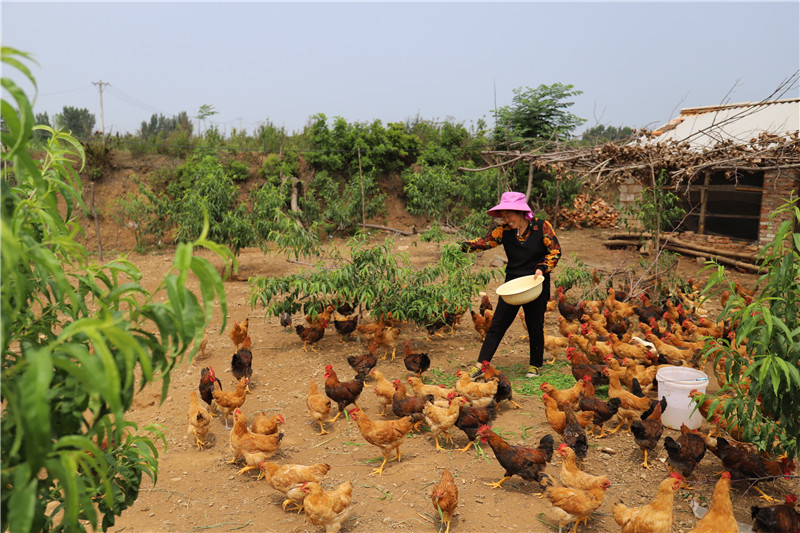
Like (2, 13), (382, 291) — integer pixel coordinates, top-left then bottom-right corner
(621, 98), (800, 245)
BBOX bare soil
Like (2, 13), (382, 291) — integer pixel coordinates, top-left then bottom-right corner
(76, 157), (793, 533)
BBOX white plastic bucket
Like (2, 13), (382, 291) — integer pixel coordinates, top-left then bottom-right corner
(656, 366), (709, 430)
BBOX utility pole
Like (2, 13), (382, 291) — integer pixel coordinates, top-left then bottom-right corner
(92, 80), (110, 142)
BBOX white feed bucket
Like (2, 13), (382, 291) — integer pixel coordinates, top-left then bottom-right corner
(496, 275), (544, 306)
(656, 366), (709, 430)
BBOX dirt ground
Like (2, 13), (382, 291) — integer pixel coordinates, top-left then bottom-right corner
(70, 152), (793, 533)
(87, 223), (797, 533)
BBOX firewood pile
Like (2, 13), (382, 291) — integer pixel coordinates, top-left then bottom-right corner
(551, 194), (619, 230)
(602, 230), (763, 272)
(676, 231), (760, 256)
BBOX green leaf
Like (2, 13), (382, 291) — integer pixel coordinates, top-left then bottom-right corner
(8, 465), (36, 533)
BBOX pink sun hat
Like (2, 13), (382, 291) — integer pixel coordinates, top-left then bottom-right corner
(487, 191), (534, 220)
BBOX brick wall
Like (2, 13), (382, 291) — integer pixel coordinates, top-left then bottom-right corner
(617, 178), (644, 229)
(759, 169), (800, 247)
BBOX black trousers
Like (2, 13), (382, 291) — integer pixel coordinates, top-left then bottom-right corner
(477, 278), (550, 367)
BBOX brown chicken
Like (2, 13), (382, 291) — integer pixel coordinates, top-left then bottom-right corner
(478, 426), (554, 490)
(688, 389), (733, 435)
(630, 398), (665, 469)
(542, 393), (594, 436)
(212, 377), (248, 428)
(323, 364), (363, 423)
(547, 473), (610, 533)
(356, 318), (385, 343)
(251, 412), (284, 435)
(454, 370), (498, 407)
(403, 341), (431, 376)
(566, 346), (609, 387)
(479, 293), (492, 315)
(645, 332), (695, 363)
(196, 334), (208, 359)
(633, 293), (664, 325)
(431, 468), (459, 533)
(605, 355), (629, 384)
(307, 380), (332, 435)
(260, 461), (331, 513)
(751, 493), (800, 532)
(406, 376), (454, 403)
(613, 473), (683, 533)
(301, 480), (353, 533)
(470, 309), (493, 341)
(540, 379), (586, 409)
(199, 366), (221, 417)
(481, 360), (521, 409)
(558, 315), (582, 338)
(608, 373), (652, 413)
(609, 332), (653, 363)
(544, 333), (570, 355)
(231, 335), (253, 392)
(688, 471), (738, 533)
(296, 320), (327, 352)
(451, 393), (499, 452)
(664, 433), (706, 487)
(558, 444), (607, 492)
(392, 379), (432, 430)
(557, 289), (584, 322)
(712, 437), (795, 502)
(374, 325), (401, 360)
(279, 311), (292, 332)
(332, 310), (358, 342)
(423, 395), (466, 451)
(229, 318), (249, 350)
(562, 403), (589, 466)
(229, 409), (283, 476)
(187, 390), (211, 449)
(370, 369), (396, 416)
(621, 357), (658, 390)
(577, 395), (621, 438)
(604, 308), (631, 337)
(305, 304), (334, 328)
(349, 407), (419, 476)
(347, 341), (378, 381)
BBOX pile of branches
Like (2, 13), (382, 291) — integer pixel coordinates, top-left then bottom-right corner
(550, 194), (619, 230)
(484, 130), (800, 191)
(589, 130), (800, 191)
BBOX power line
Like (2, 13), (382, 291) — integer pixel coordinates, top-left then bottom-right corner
(105, 85), (166, 115)
(40, 86), (89, 96)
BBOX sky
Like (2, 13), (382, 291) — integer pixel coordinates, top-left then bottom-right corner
(3, 1), (799, 138)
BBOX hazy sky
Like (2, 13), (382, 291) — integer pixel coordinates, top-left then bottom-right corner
(3, 1), (799, 137)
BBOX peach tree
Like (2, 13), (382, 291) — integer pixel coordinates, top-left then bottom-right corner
(248, 233), (499, 328)
(699, 197), (799, 462)
(1, 47), (231, 532)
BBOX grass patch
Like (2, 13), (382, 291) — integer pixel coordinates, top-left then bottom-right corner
(425, 367), (458, 387)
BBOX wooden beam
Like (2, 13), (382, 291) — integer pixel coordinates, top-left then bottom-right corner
(699, 172), (710, 235)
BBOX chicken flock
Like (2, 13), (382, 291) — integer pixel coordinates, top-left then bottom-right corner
(182, 280), (797, 533)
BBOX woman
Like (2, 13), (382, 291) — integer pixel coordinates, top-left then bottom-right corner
(461, 191), (561, 378)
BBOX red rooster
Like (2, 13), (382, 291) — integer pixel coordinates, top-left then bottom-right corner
(323, 364), (363, 423)
(231, 335), (253, 392)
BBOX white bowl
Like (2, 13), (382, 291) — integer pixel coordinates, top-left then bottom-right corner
(496, 275), (544, 306)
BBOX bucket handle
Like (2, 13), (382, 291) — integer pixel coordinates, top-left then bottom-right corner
(665, 377), (709, 385)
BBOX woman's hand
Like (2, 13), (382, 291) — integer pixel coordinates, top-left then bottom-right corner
(535, 269), (543, 277)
